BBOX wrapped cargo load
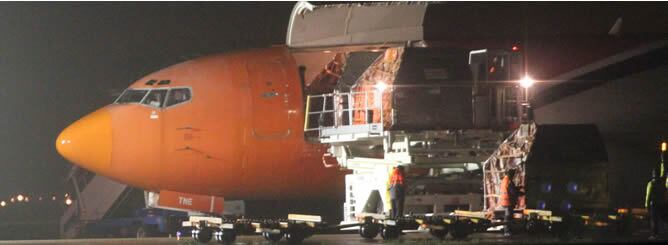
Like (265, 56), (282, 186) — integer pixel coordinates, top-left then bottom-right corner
(484, 124), (610, 215)
(351, 47), (474, 130)
(350, 48), (403, 127)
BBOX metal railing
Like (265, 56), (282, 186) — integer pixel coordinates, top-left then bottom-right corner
(60, 167), (129, 238)
(304, 90), (384, 138)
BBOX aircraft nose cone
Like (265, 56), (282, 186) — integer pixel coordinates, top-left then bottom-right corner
(56, 108), (112, 173)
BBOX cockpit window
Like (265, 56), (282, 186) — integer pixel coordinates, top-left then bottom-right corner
(165, 88), (192, 107)
(115, 87), (191, 108)
(141, 89), (168, 108)
(115, 89), (148, 104)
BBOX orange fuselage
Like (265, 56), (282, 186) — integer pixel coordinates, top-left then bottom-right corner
(56, 47), (344, 201)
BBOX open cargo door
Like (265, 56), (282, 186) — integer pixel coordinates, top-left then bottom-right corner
(287, 2), (427, 49)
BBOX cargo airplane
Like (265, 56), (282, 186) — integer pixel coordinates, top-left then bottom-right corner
(55, 2), (665, 239)
(56, 46), (347, 214)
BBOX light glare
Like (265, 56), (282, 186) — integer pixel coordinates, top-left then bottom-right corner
(375, 81), (388, 92)
(520, 75), (534, 88)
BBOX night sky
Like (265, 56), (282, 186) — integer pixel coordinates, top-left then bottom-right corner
(0, 2), (293, 197)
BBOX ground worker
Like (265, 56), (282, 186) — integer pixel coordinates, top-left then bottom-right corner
(661, 141), (667, 187)
(388, 166), (406, 219)
(647, 169), (666, 240)
(645, 142), (668, 239)
(500, 168), (523, 237)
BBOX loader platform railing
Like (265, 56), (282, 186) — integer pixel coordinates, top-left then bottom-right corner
(304, 90), (384, 141)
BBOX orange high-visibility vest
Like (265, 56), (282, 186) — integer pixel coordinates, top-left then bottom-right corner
(500, 176), (511, 207)
(389, 169), (405, 185)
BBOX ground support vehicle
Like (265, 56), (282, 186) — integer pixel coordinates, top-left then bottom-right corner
(82, 208), (187, 238)
(178, 203), (646, 243)
(348, 122), (648, 241)
(183, 214), (326, 244)
(350, 201), (644, 241)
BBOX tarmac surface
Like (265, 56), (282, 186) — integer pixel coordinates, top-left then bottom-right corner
(0, 231), (666, 245)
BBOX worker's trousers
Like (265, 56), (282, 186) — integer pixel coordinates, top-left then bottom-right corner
(504, 206), (513, 236)
(390, 197), (404, 219)
(650, 203), (662, 236)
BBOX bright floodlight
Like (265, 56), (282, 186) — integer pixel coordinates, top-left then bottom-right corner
(520, 75), (535, 88)
(0, 201), (5, 207)
(375, 81), (388, 92)
(17, 194), (24, 202)
(65, 198), (73, 206)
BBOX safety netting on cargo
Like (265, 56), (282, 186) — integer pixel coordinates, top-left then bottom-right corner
(483, 123), (536, 212)
(351, 47), (404, 128)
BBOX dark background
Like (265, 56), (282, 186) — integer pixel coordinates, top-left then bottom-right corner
(0, 2), (293, 198)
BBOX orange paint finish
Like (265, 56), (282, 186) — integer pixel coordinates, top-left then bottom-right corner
(56, 108), (112, 175)
(107, 104), (164, 190)
(158, 190), (225, 214)
(57, 47), (345, 203)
